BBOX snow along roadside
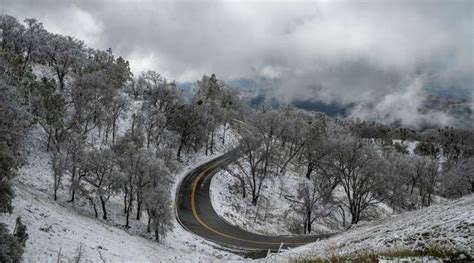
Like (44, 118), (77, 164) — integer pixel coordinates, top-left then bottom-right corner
(272, 194), (474, 261)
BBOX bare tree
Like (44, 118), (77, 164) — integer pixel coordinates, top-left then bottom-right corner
(325, 132), (385, 225)
(276, 108), (308, 174)
(232, 110), (282, 205)
(291, 173), (334, 234)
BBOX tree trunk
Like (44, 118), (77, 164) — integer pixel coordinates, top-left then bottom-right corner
(350, 208), (360, 225)
(307, 210), (312, 233)
(306, 163), (314, 179)
(69, 190), (75, 203)
(177, 139), (184, 160)
(303, 216), (308, 235)
(123, 191), (128, 214)
(47, 130), (52, 152)
(147, 209), (151, 232)
(104, 125), (109, 145)
(136, 198), (142, 221)
(205, 130), (210, 156)
(125, 193), (133, 228)
(222, 124), (226, 145)
(339, 205), (346, 228)
(126, 206), (130, 228)
(89, 198), (98, 218)
(251, 192), (258, 206)
(53, 169), (60, 201)
(210, 129), (215, 155)
(112, 119), (117, 145)
(58, 74), (65, 92)
(240, 179), (246, 199)
(146, 132), (151, 149)
(68, 158), (76, 203)
(100, 196), (107, 220)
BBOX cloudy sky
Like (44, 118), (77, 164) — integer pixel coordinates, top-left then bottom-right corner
(1, 0), (473, 127)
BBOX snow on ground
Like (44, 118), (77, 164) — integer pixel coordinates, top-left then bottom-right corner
(0, 183), (240, 262)
(211, 170), (306, 236)
(0, 124), (244, 262)
(271, 194), (474, 261)
(210, 163), (393, 237)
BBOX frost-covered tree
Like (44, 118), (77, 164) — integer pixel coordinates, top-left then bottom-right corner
(414, 141), (441, 160)
(169, 104), (206, 160)
(0, 222), (24, 262)
(275, 107), (308, 174)
(51, 148), (67, 201)
(293, 173), (334, 234)
(0, 143), (16, 214)
(0, 78), (30, 212)
(380, 151), (414, 209)
(300, 113), (329, 179)
(0, 15), (25, 53)
(64, 130), (85, 202)
(193, 74), (243, 154)
(233, 110), (282, 205)
(41, 33), (85, 91)
(80, 148), (120, 220)
(0, 217), (28, 262)
(325, 132), (385, 225)
(31, 77), (69, 152)
(142, 158), (173, 241)
(140, 76), (182, 149)
(416, 157), (440, 207)
(113, 128), (145, 228)
(22, 18), (48, 65)
(441, 157), (474, 197)
(145, 188), (173, 242)
(13, 217), (28, 247)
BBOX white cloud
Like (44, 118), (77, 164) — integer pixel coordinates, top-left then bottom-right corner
(1, 0), (472, 126)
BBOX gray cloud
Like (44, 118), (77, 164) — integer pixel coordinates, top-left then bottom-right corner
(1, 0), (472, 127)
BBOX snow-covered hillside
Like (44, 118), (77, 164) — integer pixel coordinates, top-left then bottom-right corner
(210, 166), (393, 236)
(272, 194), (474, 261)
(211, 171), (341, 236)
(0, 125), (242, 262)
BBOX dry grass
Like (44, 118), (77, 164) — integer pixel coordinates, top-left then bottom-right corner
(292, 246), (472, 263)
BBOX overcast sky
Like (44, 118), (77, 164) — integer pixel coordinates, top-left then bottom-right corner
(1, 0), (473, 127)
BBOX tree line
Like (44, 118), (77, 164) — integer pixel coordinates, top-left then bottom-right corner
(227, 107), (474, 234)
(0, 14), (244, 246)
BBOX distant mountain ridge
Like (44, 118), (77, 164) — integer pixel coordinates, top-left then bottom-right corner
(178, 78), (472, 128)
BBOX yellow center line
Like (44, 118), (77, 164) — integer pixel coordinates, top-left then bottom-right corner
(190, 162), (309, 246)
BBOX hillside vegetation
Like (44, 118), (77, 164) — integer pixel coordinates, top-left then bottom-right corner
(1, 13), (473, 261)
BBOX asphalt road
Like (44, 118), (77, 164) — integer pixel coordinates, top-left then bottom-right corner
(175, 149), (331, 256)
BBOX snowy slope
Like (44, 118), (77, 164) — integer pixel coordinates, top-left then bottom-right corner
(273, 194), (474, 261)
(210, 165), (393, 236)
(0, 125), (243, 262)
(210, 170), (340, 236)
(0, 183), (240, 262)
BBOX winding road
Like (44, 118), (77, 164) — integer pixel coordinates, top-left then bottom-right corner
(175, 148), (331, 256)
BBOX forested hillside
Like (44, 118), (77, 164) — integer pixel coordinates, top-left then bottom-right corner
(1, 13), (473, 261)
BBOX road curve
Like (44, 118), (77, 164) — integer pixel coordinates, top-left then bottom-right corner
(175, 149), (331, 254)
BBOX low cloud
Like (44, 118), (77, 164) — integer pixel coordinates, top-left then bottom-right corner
(2, 0), (472, 127)
(349, 76), (454, 128)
